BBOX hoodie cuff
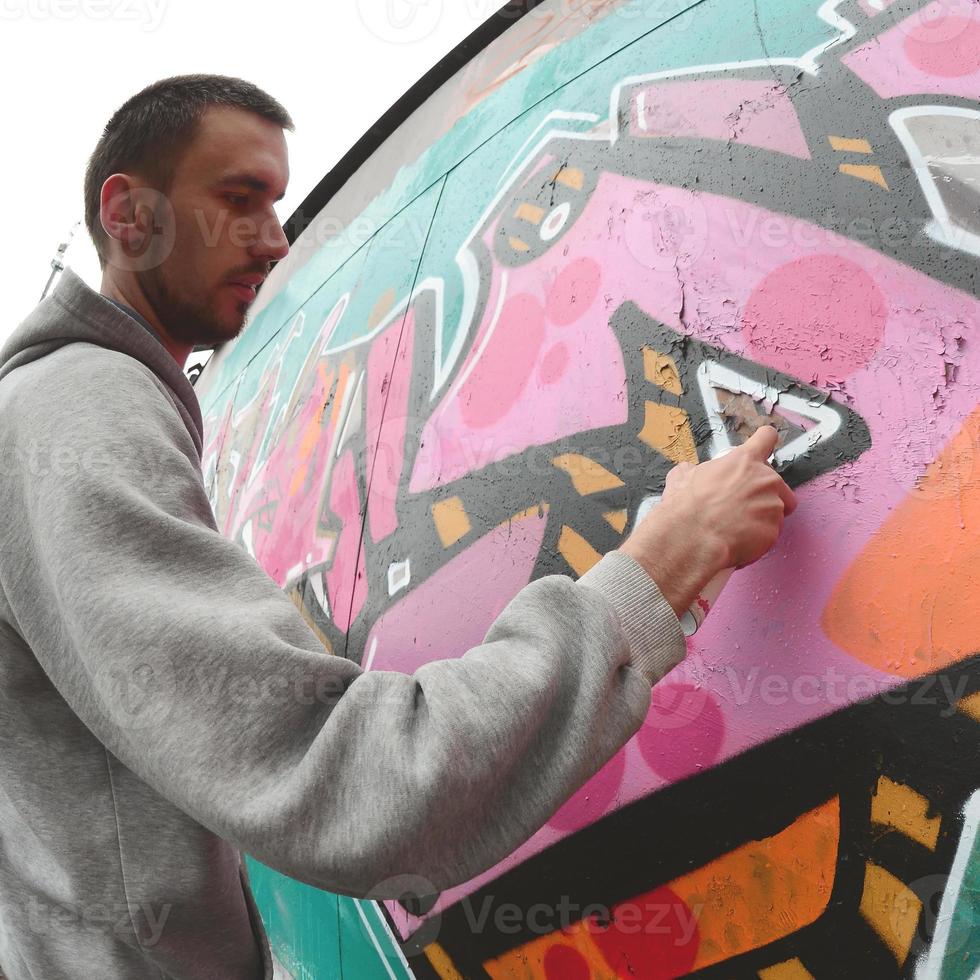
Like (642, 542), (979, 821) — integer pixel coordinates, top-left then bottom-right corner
(576, 550), (687, 685)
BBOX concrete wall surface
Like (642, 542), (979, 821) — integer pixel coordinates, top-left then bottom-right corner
(195, 0), (980, 976)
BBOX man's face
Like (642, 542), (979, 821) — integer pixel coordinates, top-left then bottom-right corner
(138, 105), (290, 348)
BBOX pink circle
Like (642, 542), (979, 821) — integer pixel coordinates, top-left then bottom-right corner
(459, 293), (546, 429)
(548, 747), (626, 831)
(904, 17), (980, 76)
(544, 944), (591, 980)
(540, 343), (570, 385)
(546, 257), (602, 326)
(741, 254), (887, 382)
(636, 683), (724, 781)
(590, 886), (699, 979)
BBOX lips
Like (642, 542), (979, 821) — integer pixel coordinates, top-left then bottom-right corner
(228, 282), (258, 302)
(227, 274), (265, 303)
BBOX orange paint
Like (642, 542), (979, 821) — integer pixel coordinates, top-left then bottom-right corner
(823, 406), (980, 677)
(484, 798), (839, 978)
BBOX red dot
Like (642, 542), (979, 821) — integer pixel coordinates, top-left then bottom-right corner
(548, 747), (626, 831)
(459, 293), (546, 429)
(540, 343), (570, 385)
(904, 17), (980, 76)
(544, 944), (591, 980)
(589, 887), (699, 979)
(636, 683), (724, 781)
(741, 254), (887, 381)
(546, 257), (602, 326)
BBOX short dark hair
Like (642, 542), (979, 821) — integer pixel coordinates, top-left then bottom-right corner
(83, 73), (294, 270)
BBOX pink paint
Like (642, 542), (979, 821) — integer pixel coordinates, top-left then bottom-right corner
(395, 175), (980, 933)
(231, 361), (347, 587)
(364, 507), (548, 675)
(325, 450), (367, 632)
(629, 79), (811, 159)
(905, 15), (980, 75)
(843, 1), (980, 98)
(409, 262), (628, 491)
(545, 256), (603, 326)
(547, 746), (627, 832)
(741, 254), (889, 384)
(366, 311), (416, 543)
(458, 292), (547, 429)
(539, 343), (570, 385)
(635, 683), (725, 782)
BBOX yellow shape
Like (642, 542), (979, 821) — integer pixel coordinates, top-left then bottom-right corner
(516, 202), (545, 224)
(758, 959), (815, 980)
(425, 942), (464, 980)
(555, 166), (584, 191)
(368, 287), (397, 329)
(871, 776), (941, 850)
(639, 402), (698, 463)
(840, 163), (889, 190)
(859, 862), (923, 965)
(287, 586), (334, 654)
(643, 347), (683, 395)
(559, 526), (603, 576)
(508, 235), (530, 252)
(829, 135), (874, 154)
(603, 509), (628, 533)
(432, 497), (471, 548)
(958, 691), (980, 722)
(553, 454), (624, 496)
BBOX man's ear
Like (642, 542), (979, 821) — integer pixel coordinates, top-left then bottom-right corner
(101, 173), (143, 252)
(100, 175), (175, 271)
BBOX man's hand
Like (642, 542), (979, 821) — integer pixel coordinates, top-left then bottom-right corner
(620, 426), (798, 619)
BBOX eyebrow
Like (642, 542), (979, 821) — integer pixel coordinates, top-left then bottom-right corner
(216, 173), (286, 202)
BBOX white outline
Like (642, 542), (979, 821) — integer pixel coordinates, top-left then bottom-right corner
(695, 360), (842, 466)
(915, 789), (980, 980)
(890, 105), (980, 260)
(353, 898), (400, 980)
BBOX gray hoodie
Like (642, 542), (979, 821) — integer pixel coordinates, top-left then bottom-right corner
(0, 267), (686, 980)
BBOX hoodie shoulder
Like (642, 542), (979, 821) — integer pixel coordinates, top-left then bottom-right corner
(0, 344), (196, 458)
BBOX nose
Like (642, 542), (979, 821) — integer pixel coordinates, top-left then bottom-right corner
(250, 209), (290, 264)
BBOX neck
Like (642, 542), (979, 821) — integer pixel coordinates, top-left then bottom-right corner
(100, 271), (192, 367)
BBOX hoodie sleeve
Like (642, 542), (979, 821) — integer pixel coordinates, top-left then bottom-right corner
(4, 350), (686, 897)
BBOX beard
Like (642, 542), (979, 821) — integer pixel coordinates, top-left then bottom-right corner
(137, 264), (249, 349)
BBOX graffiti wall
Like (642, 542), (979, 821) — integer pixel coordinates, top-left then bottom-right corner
(195, 0), (980, 976)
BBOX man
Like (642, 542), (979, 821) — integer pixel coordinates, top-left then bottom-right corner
(0, 75), (796, 979)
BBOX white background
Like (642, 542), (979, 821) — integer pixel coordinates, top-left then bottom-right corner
(0, 0), (507, 351)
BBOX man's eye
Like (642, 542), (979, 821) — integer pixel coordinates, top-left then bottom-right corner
(224, 193), (248, 206)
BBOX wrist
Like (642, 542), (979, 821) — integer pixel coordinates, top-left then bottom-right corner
(619, 509), (729, 618)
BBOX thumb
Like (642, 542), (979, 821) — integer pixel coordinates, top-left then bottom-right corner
(741, 424), (779, 461)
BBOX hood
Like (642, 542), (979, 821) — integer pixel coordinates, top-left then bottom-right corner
(0, 266), (203, 454)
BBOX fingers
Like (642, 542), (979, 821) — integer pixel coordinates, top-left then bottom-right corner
(741, 424), (780, 461)
(769, 472), (798, 516)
